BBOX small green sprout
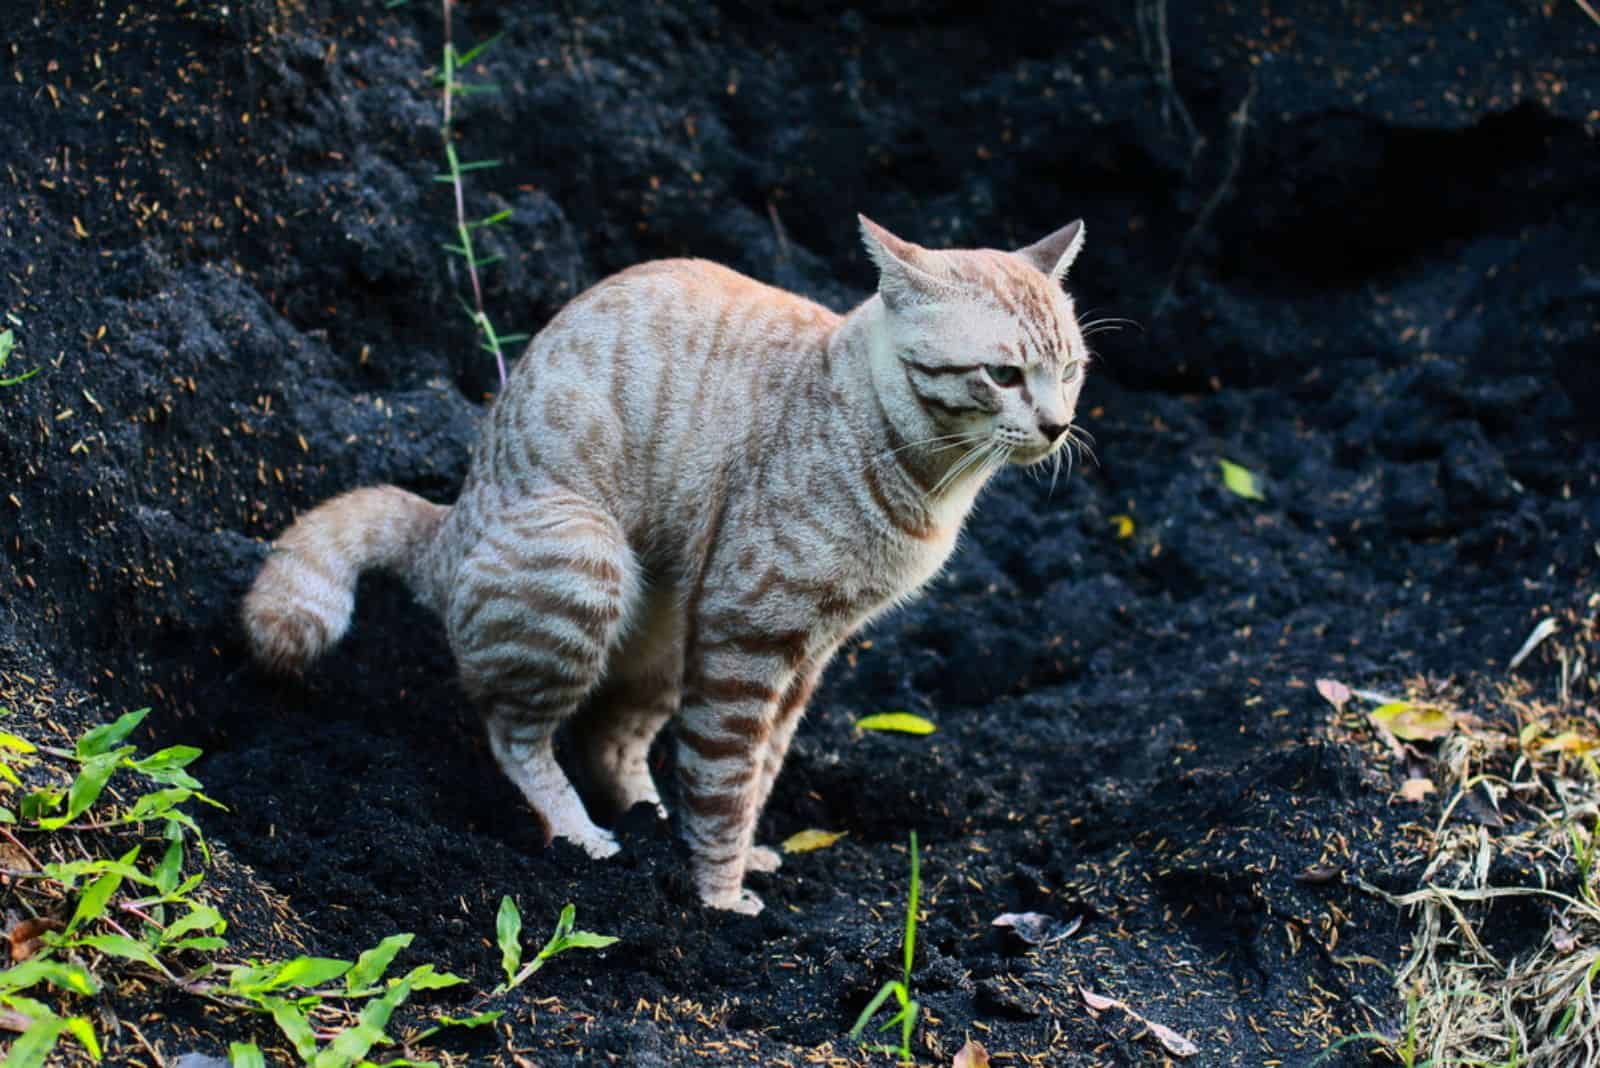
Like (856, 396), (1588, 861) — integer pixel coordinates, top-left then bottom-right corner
(495, 898), (619, 993)
(0, 328), (39, 387)
(849, 831), (922, 1060)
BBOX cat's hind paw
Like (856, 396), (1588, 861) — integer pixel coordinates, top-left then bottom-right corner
(703, 887), (765, 915)
(746, 845), (783, 873)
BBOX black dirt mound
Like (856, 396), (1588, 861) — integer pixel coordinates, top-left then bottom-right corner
(2, 2), (1597, 1065)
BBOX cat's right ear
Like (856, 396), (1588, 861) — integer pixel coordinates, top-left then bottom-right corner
(859, 214), (956, 311)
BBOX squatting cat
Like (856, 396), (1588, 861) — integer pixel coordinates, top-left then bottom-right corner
(242, 216), (1093, 914)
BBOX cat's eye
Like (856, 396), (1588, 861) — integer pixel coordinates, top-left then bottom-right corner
(986, 365), (1023, 388)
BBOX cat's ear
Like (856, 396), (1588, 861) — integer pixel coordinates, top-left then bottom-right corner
(1016, 219), (1085, 285)
(859, 214), (956, 310)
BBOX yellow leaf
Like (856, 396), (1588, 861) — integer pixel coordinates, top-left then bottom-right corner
(855, 712), (937, 735)
(1109, 514), (1135, 539)
(1398, 777), (1435, 802)
(72, 216), (89, 239)
(1370, 701), (1455, 742)
(1533, 731), (1600, 756)
(1219, 459), (1264, 500)
(0, 731), (36, 753)
(781, 829), (846, 855)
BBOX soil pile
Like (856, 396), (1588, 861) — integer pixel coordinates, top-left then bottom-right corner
(1, 2), (1597, 1064)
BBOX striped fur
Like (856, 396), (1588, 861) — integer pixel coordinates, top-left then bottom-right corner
(241, 216), (1093, 914)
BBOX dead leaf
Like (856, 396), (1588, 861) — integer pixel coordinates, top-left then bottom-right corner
(1080, 987), (1118, 1013)
(1109, 514), (1135, 540)
(1398, 777), (1435, 802)
(1144, 1018), (1201, 1058)
(9, 917), (62, 962)
(992, 912), (1079, 946)
(780, 829), (846, 854)
(952, 1039), (990, 1068)
(1315, 678), (1351, 712)
(1508, 616), (1558, 672)
(1079, 987), (1197, 1058)
(1370, 701), (1455, 743)
(1295, 865), (1342, 885)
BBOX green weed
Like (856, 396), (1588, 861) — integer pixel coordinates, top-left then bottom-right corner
(0, 328), (39, 387)
(433, 0), (526, 387)
(849, 832), (922, 1061)
(0, 708), (493, 1066)
(495, 897), (619, 993)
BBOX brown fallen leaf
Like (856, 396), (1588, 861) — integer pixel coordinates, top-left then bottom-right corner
(1315, 678), (1352, 712)
(1398, 777), (1435, 802)
(1080, 986), (1198, 1059)
(9, 916), (63, 962)
(1295, 865), (1343, 885)
(952, 1038), (990, 1068)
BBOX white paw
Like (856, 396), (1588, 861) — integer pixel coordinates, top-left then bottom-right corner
(746, 845), (783, 873)
(703, 887), (764, 915)
(566, 829), (621, 860)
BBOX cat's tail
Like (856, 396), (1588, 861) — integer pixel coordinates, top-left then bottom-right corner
(242, 485), (449, 675)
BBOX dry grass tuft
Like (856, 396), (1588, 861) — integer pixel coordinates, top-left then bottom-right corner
(1333, 603), (1600, 1066)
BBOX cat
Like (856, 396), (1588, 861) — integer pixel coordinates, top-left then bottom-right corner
(242, 215), (1092, 914)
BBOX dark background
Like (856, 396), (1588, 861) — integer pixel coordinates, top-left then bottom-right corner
(1, 2), (1597, 1064)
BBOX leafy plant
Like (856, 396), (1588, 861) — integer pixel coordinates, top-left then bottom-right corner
(0, 327), (38, 387)
(849, 832), (922, 1060)
(0, 709), (490, 1066)
(434, 0), (526, 387)
(495, 898), (619, 993)
(0, 708), (219, 1063)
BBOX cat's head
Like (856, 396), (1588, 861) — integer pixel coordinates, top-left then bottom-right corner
(860, 215), (1090, 472)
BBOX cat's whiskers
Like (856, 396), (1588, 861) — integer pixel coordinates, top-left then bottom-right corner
(879, 431), (982, 459)
(1063, 425), (1098, 468)
(927, 438), (995, 499)
(1077, 315), (1139, 338)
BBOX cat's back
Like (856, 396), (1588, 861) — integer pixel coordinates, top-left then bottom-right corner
(475, 257), (839, 529)
(521, 258), (828, 371)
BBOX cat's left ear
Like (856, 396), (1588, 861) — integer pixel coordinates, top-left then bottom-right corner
(1015, 220), (1085, 285)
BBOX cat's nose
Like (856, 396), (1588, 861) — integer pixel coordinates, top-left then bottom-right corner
(1039, 421), (1069, 443)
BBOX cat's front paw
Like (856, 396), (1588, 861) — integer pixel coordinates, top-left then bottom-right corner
(702, 887), (765, 915)
(746, 845), (783, 873)
(563, 827), (621, 860)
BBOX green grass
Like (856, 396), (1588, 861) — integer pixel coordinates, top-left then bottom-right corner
(849, 832), (922, 1061)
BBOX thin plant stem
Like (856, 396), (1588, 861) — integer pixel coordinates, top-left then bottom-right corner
(440, 0), (508, 387)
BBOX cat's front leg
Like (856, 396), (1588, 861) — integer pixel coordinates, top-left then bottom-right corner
(676, 627), (808, 914)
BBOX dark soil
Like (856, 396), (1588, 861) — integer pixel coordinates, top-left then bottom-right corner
(3, 1), (1598, 1064)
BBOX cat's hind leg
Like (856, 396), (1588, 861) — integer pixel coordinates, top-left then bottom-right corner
(448, 492), (638, 859)
(569, 585), (683, 821)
